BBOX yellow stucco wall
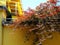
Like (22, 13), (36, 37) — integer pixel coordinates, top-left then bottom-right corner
(0, 10), (3, 45)
(2, 25), (60, 45)
(3, 26), (33, 45)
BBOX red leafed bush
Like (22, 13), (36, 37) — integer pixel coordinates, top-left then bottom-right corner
(14, 0), (60, 45)
(49, 0), (57, 4)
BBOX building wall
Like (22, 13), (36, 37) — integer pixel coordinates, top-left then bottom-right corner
(3, 26), (32, 45)
(0, 10), (3, 45)
(2, 25), (60, 45)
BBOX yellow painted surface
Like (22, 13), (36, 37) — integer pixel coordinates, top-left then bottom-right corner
(0, 10), (3, 45)
(2, 26), (60, 45)
(11, 0), (20, 2)
(0, 1), (6, 6)
(7, 0), (23, 16)
(3, 26), (33, 45)
(17, 2), (23, 16)
(43, 32), (60, 45)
